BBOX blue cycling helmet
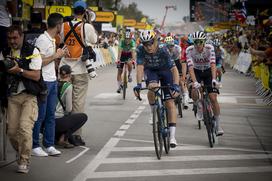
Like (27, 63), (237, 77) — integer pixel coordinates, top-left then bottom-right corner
(74, 0), (87, 9)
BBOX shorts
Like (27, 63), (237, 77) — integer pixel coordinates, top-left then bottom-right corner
(194, 68), (219, 94)
(117, 51), (132, 69)
(144, 69), (173, 100)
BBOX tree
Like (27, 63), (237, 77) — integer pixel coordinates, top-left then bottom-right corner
(118, 2), (148, 21)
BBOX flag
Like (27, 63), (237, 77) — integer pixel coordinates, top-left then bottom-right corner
(234, 1), (247, 23)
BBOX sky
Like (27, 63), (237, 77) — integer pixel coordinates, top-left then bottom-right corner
(121, 0), (190, 26)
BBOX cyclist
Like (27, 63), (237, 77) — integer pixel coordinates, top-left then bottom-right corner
(133, 30), (180, 148)
(165, 36), (189, 109)
(213, 39), (225, 88)
(116, 30), (136, 93)
(186, 31), (224, 136)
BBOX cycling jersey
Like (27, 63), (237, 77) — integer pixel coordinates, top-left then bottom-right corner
(119, 39), (136, 62)
(137, 45), (175, 70)
(186, 44), (216, 70)
(214, 46), (225, 66)
(165, 44), (181, 61)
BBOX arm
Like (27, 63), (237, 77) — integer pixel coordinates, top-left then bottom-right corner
(181, 61), (187, 81)
(209, 46), (217, 80)
(8, 65), (41, 81)
(136, 64), (144, 84)
(41, 48), (67, 66)
(250, 47), (266, 58)
(171, 66), (179, 85)
(84, 23), (98, 45)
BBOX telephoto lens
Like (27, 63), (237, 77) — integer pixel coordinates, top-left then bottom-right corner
(85, 59), (97, 79)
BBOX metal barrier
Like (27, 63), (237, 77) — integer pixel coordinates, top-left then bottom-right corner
(0, 106), (7, 161)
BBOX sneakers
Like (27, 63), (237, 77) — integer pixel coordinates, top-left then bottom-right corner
(215, 120), (224, 136)
(32, 147), (48, 157)
(116, 85), (123, 93)
(17, 164), (29, 174)
(45, 146), (61, 156)
(170, 138), (177, 148)
(128, 75), (132, 82)
(216, 125), (224, 136)
(183, 93), (189, 109)
(69, 135), (86, 146)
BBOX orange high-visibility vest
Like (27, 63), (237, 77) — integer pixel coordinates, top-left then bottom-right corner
(63, 22), (83, 59)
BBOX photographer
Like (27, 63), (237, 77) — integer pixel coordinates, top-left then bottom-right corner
(0, 25), (42, 173)
(59, 0), (97, 145)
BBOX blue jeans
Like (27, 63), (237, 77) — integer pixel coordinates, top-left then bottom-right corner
(33, 81), (57, 148)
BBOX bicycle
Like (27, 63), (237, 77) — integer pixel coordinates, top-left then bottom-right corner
(137, 86), (171, 160)
(174, 94), (183, 118)
(119, 61), (131, 100)
(195, 85), (216, 148)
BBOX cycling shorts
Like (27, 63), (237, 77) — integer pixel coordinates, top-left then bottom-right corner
(145, 69), (173, 100)
(194, 68), (219, 94)
(120, 51), (132, 62)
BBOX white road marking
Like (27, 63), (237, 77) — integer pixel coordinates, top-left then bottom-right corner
(73, 138), (120, 181)
(119, 124), (130, 130)
(138, 106), (146, 110)
(66, 146), (90, 164)
(114, 130), (126, 137)
(88, 166), (272, 178)
(103, 154), (272, 164)
(130, 114), (140, 119)
(125, 118), (136, 124)
(119, 138), (154, 144)
(218, 96), (237, 104)
(94, 93), (120, 99)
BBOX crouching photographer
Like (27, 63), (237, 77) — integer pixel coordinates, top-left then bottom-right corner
(0, 25), (43, 173)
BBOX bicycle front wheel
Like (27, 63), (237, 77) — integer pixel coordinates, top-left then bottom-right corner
(122, 71), (127, 100)
(162, 109), (170, 154)
(204, 113), (214, 148)
(152, 106), (163, 159)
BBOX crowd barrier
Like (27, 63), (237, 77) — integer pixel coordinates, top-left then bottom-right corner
(93, 45), (118, 68)
(227, 50), (272, 106)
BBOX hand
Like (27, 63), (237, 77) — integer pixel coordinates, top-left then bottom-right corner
(193, 81), (201, 89)
(133, 83), (142, 97)
(212, 79), (218, 87)
(170, 84), (180, 98)
(55, 48), (66, 59)
(7, 61), (20, 74)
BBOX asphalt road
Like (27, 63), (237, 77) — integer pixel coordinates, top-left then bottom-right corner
(0, 64), (272, 181)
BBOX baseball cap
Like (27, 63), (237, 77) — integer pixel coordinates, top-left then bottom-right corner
(59, 65), (72, 75)
(73, 0), (87, 9)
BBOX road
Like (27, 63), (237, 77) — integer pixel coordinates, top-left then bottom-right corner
(0, 64), (272, 181)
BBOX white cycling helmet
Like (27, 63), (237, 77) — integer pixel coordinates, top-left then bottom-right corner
(140, 30), (156, 42)
(125, 31), (131, 39)
(192, 31), (206, 40)
(205, 39), (214, 45)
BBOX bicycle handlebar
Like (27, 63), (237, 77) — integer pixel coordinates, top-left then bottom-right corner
(136, 86), (172, 101)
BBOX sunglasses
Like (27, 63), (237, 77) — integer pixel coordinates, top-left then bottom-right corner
(143, 39), (155, 47)
(194, 39), (205, 45)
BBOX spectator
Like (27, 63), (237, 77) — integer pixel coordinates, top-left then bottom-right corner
(55, 65), (88, 148)
(32, 13), (68, 157)
(59, 0), (97, 145)
(0, 0), (16, 53)
(0, 25), (42, 173)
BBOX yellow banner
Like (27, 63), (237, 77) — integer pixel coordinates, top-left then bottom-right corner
(135, 22), (147, 29)
(45, 6), (72, 19)
(90, 6), (98, 11)
(123, 19), (136, 27)
(145, 24), (153, 30)
(95, 11), (115, 22)
(22, 3), (31, 20)
(116, 15), (124, 27)
(22, 0), (33, 6)
(261, 63), (270, 89)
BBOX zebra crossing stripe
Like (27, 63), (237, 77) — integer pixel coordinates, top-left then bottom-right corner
(88, 166), (272, 178)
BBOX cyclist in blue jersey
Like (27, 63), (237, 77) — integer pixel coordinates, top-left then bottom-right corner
(213, 39), (225, 88)
(133, 30), (180, 148)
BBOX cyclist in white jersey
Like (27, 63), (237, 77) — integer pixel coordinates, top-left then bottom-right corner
(186, 31), (224, 136)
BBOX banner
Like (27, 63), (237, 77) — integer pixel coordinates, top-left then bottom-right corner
(233, 52), (252, 74)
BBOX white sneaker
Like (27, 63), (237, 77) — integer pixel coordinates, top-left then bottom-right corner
(45, 146), (61, 156)
(216, 126), (224, 136)
(170, 138), (177, 148)
(32, 147), (48, 157)
(17, 164), (29, 174)
(183, 93), (189, 109)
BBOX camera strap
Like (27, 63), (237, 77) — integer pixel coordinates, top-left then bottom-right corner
(64, 21), (86, 49)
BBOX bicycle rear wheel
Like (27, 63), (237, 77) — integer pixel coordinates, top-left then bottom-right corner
(162, 109), (170, 154)
(122, 70), (127, 100)
(152, 106), (163, 159)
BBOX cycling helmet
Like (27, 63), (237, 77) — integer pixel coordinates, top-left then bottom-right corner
(165, 36), (175, 45)
(213, 39), (221, 47)
(140, 30), (156, 42)
(192, 31), (206, 40)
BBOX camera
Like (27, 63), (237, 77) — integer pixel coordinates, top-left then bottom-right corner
(0, 56), (17, 72)
(85, 59), (97, 79)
